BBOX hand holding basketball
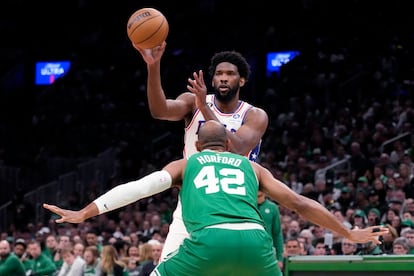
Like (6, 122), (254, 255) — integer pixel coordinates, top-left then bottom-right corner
(127, 7), (169, 49)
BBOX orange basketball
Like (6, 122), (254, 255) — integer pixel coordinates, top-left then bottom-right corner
(126, 7), (169, 49)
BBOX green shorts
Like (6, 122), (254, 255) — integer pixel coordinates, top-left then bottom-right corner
(152, 227), (281, 276)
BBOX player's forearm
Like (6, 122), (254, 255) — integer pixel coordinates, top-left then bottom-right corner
(296, 196), (351, 238)
(78, 202), (100, 221)
(93, 170), (172, 214)
(146, 63), (168, 118)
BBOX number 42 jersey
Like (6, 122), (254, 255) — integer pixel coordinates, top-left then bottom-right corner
(180, 149), (264, 233)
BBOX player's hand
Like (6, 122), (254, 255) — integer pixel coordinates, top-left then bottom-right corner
(348, 225), (389, 245)
(133, 41), (166, 65)
(187, 70), (207, 109)
(43, 203), (85, 224)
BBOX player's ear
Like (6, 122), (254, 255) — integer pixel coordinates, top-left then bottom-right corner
(239, 77), (246, 87)
(225, 139), (230, 151)
(196, 141), (201, 152)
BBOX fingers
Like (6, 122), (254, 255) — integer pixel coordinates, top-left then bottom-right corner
(369, 226), (389, 235)
(43, 203), (56, 212)
(368, 226), (389, 244)
(43, 203), (66, 223)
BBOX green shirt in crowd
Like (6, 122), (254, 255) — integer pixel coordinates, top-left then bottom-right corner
(27, 253), (57, 276)
(0, 252), (26, 276)
(258, 198), (284, 262)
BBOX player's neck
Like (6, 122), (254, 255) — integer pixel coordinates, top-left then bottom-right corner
(214, 97), (241, 113)
(202, 148), (226, 152)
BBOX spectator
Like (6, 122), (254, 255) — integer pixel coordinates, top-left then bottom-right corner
(283, 237), (303, 259)
(86, 229), (102, 253)
(73, 242), (85, 258)
(353, 188), (370, 213)
(380, 224), (399, 254)
(83, 245), (101, 276)
(113, 239), (129, 262)
(140, 240), (163, 276)
(13, 238), (30, 270)
(400, 228), (414, 254)
(57, 245), (85, 276)
(340, 238), (357, 255)
(352, 209), (367, 229)
(126, 257), (141, 276)
(349, 142), (373, 178)
(357, 240), (383, 255)
(0, 239), (26, 276)
(257, 190), (284, 270)
(127, 244), (140, 264)
(100, 245), (128, 276)
(366, 188), (387, 215)
(367, 208), (382, 226)
(312, 237), (328, 255)
(42, 234), (59, 262)
(392, 237), (410, 255)
(298, 229), (315, 255)
(286, 219), (301, 239)
(26, 240), (57, 276)
(52, 234), (71, 272)
(333, 209), (353, 229)
(336, 186), (354, 212)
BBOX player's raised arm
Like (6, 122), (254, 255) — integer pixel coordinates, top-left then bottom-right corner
(133, 42), (195, 121)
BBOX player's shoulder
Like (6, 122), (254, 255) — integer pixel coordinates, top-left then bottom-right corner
(244, 105), (269, 123)
(244, 101), (266, 112)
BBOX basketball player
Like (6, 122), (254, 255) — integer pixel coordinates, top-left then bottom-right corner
(134, 42), (268, 260)
(43, 121), (388, 276)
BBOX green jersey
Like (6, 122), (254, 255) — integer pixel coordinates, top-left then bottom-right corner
(0, 253), (26, 276)
(181, 150), (264, 233)
(258, 198), (284, 262)
(27, 253), (57, 276)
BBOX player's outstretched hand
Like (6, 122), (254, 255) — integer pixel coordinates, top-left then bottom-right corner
(133, 41), (166, 65)
(43, 203), (85, 224)
(349, 225), (389, 245)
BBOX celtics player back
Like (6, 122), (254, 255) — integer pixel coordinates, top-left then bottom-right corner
(180, 149), (264, 233)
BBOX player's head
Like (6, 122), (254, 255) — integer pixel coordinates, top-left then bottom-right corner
(196, 120), (228, 151)
(209, 51), (251, 80)
(208, 51), (251, 103)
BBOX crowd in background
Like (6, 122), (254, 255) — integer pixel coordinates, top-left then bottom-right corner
(1, 0), (414, 275)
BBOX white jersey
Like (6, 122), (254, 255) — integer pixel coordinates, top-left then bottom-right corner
(161, 94), (262, 261)
(183, 94), (261, 161)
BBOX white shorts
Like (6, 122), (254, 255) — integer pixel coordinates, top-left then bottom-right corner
(160, 199), (189, 261)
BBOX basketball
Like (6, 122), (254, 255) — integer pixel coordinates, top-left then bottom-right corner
(126, 7), (169, 49)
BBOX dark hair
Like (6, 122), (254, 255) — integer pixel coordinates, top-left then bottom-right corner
(208, 51), (251, 81)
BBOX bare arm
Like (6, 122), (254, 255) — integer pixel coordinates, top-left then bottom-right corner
(253, 163), (388, 244)
(225, 107), (268, 156)
(133, 42), (194, 121)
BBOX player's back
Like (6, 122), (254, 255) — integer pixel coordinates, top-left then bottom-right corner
(180, 150), (264, 233)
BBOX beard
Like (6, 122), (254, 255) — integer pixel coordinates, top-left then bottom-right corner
(213, 84), (239, 104)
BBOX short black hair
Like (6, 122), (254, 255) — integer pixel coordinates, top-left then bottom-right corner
(208, 51), (251, 81)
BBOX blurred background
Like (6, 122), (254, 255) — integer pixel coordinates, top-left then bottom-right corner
(0, 0), (413, 238)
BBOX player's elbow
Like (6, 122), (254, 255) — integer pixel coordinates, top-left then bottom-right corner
(150, 110), (170, 120)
